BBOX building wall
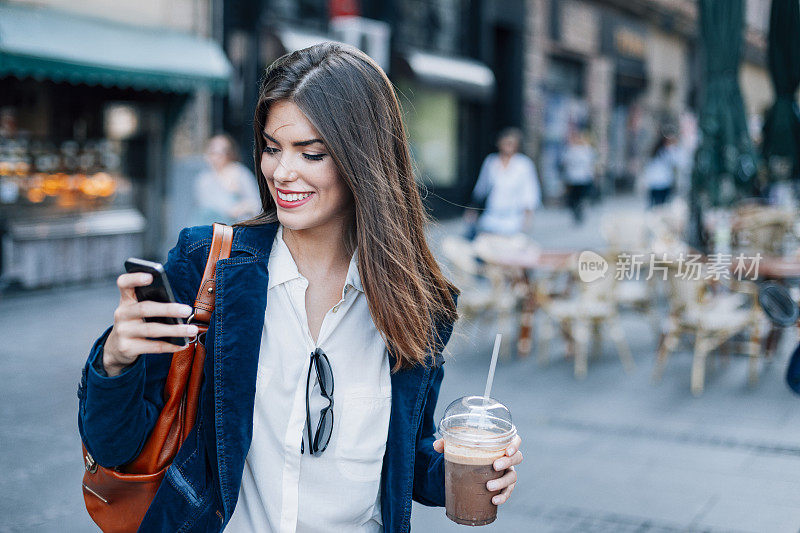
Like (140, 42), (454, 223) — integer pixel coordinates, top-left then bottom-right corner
(644, 29), (688, 118)
(522, 0), (549, 160)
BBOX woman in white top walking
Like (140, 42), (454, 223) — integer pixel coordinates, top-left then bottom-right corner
(561, 129), (597, 224)
(466, 128), (541, 237)
(79, 43), (524, 532)
(195, 134), (262, 225)
(644, 133), (681, 207)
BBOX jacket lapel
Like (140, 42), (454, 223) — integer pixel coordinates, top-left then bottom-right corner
(208, 223), (277, 517)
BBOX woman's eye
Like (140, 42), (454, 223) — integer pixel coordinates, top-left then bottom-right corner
(263, 146), (279, 155)
(303, 153), (326, 161)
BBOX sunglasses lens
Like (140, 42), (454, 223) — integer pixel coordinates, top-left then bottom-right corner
(316, 352), (334, 396)
(315, 408), (334, 453)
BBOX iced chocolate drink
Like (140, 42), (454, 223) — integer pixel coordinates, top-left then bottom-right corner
(439, 397), (516, 526)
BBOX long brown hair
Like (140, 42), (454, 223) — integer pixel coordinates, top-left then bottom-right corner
(238, 42), (458, 370)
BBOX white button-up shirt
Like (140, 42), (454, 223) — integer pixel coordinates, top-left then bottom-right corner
(226, 228), (392, 533)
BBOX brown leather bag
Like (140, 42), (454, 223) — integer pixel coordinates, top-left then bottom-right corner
(81, 223), (233, 533)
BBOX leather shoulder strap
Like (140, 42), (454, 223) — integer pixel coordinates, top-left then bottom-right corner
(192, 223), (234, 323)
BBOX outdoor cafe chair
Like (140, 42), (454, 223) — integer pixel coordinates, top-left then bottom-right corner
(646, 198), (689, 243)
(653, 260), (764, 396)
(600, 212), (661, 335)
(535, 253), (635, 379)
(599, 211), (651, 255)
(732, 203), (795, 256)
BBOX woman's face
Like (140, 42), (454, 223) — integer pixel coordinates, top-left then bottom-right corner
(498, 135), (520, 156)
(205, 137), (233, 173)
(260, 100), (353, 233)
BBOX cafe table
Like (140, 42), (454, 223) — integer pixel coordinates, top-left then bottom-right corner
(475, 243), (578, 358)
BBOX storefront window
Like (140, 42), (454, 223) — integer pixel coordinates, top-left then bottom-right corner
(0, 78), (151, 288)
(0, 135), (130, 215)
(397, 82), (459, 188)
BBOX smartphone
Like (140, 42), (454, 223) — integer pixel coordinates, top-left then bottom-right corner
(124, 258), (189, 346)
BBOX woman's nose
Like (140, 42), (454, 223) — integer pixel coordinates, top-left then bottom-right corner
(272, 154), (297, 182)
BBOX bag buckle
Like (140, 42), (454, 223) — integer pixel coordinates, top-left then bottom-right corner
(186, 313), (200, 344)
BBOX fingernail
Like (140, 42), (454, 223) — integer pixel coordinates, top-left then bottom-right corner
(487, 481), (497, 491)
(188, 325), (199, 335)
(181, 306), (193, 316)
(492, 496), (500, 505)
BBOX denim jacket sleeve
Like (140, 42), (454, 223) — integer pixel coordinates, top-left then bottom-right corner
(77, 228), (198, 467)
(412, 306), (457, 507)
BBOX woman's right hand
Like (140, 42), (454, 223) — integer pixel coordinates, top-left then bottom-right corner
(103, 273), (198, 377)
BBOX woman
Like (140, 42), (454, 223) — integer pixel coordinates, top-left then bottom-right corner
(466, 127), (541, 237)
(195, 133), (262, 225)
(77, 43), (523, 532)
(561, 129), (596, 224)
(644, 133), (680, 207)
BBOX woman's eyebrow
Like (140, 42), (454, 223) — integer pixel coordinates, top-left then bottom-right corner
(263, 132), (324, 147)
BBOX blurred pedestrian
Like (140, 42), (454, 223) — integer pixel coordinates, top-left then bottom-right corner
(561, 129), (596, 224)
(195, 133), (262, 225)
(644, 132), (681, 207)
(465, 127), (541, 237)
(77, 43), (523, 532)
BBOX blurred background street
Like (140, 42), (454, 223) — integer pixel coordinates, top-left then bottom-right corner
(5, 0), (800, 531)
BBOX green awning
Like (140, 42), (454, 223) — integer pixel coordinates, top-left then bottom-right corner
(0, 4), (231, 94)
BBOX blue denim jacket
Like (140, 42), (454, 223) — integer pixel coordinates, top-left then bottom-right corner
(77, 223), (455, 532)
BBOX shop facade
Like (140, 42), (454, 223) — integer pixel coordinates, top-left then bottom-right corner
(0, 2), (230, 288)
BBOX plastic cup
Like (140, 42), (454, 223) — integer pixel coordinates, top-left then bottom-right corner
(439, 396), (516, 526)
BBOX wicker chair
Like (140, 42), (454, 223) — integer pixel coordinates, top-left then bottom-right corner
(600, 212), (660, 334)
(536, 254), (635, 379)
(732, 205), (795, 255)
(653, 263), (764, 396)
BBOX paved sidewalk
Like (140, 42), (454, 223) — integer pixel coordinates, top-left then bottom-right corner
(2, 196), (800, 532)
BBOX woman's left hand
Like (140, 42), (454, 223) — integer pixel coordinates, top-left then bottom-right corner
(433, 433), (523, 506)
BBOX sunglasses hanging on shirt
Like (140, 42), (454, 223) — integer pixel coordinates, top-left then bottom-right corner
(301, 347), (334, 456)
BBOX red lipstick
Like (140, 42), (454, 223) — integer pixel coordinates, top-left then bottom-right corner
(275, 187), (314, 209)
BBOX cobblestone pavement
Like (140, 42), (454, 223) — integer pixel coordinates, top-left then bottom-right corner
(2, 196), (800, 532)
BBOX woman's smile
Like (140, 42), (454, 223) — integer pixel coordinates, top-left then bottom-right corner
(275, 187), (315, 208)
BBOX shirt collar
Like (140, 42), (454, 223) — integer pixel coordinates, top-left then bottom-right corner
(344, 248), (363, 293)
(267, 226), (363, 293)
(267, 227), (303, 290)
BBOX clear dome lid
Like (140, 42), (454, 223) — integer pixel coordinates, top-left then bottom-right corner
(439, 395), (515, 448)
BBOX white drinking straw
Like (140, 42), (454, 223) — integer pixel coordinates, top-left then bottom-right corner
(483, 333), (502, 400)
